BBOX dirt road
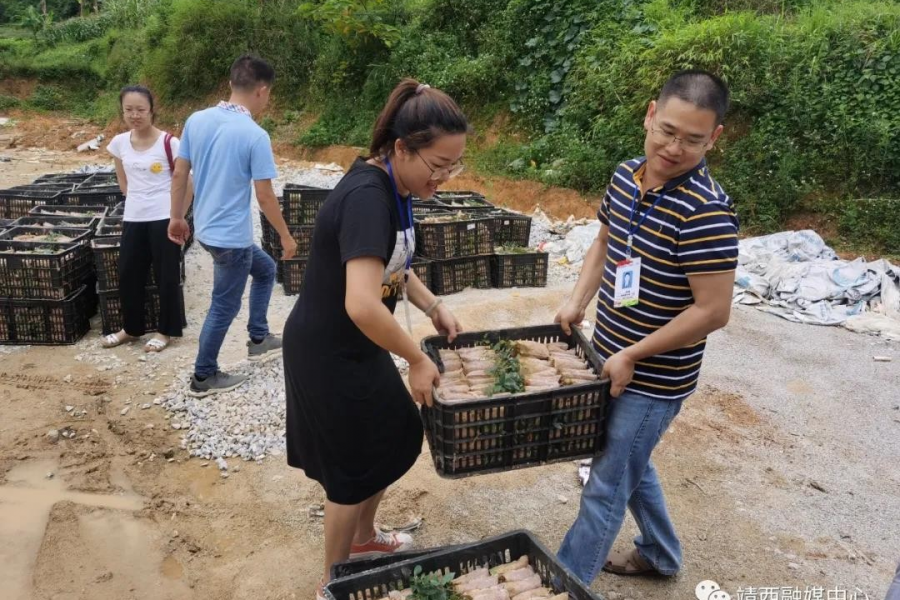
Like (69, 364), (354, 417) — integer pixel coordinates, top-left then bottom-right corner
(1, 138), (897, 600)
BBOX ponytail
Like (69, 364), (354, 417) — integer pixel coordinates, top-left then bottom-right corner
(369, 78), (470, 158)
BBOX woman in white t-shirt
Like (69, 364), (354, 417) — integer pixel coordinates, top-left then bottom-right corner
(101, 85), (192, 352)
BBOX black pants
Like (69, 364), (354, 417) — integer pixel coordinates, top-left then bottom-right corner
(119, 219), (184, 337)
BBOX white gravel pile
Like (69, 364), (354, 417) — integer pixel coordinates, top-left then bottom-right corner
(161, 360), (286, 463)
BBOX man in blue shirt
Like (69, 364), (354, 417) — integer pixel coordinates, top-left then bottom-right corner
(170, 55), (297, 397)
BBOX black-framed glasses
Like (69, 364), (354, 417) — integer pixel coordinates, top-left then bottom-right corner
(415, 150), (465, 181)
(648, 120), (711, 153)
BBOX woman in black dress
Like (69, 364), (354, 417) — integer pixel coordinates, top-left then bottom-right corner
(282, 79), (468, 593)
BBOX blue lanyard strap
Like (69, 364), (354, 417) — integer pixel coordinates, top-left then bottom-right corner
(385, 159), (414, 272)
(626, 183), (664, 257)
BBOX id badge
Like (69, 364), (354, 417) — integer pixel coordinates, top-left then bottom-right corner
(613, 257), (641, 307)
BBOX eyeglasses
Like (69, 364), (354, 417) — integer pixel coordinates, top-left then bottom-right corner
(415, 150), (465, 181)
(648, 121), (711, 153)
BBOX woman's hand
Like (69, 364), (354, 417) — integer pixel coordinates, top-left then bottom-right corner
(409, 353), (440, 407)
(431, 304), (462, 343)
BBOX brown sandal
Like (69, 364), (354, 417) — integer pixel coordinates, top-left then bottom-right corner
(602, 549), (662, 576)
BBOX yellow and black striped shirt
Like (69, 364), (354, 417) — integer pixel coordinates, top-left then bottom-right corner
(594, 157), (739, 400)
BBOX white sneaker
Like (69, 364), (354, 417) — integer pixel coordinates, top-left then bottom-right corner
(349, 528), (413, 558)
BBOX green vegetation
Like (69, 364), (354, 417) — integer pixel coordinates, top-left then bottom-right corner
(0, 0), (898, 252)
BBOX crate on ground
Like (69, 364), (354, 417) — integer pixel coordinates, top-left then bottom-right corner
(433, 190), (494, 211)
(62, 185), (124, 207)
(412, 199), (451, 218)
(30, 204), (109, 220)
(430, 255), (491, 295)
(324, 530), (602, 600)
(91, 237), (186, 292)
(98, 285), (186, 336)
(80, 172), (118, 186)
(0, 219), (12, 233)
(411, 259), (432, 291)
(110, 201), (125, 217)
(13, 215), (100, 231)
(0, 285), (93, 345)
(491, 250), (548, 288)
(0, 226), (92, 245)
(95, 216), (123, 238)
(414, 215), (494, 259)
(282, 257), (308, 295)
(0, 237), (94, 300)
(0, 187), (64, 219)
(490, 210), (533, 247)
(420, 324), (610, 478)
(283, 184), (330, 225)
(33, 173), (92, 185)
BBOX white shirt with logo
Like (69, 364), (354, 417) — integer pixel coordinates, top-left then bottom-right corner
(107, 132), (179, 222)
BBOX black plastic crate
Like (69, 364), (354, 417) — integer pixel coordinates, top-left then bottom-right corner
(324, 530), (603, 600)
(98, 285), (186, 336)
(80, 172), (118, 186)
(269, 224), (315, 257)
(14, 215), (100, 230)
(91, 238), (186, 292)
(282, 257), (308, 295)
(0, 219), (12, 233)
(0, 188), (64, 219)
(30, 204), (109, 219)
(0, 238), (94, 300)
(411, 259), (432, 291)
(491, 252), (549, 288)
(420, 324), (610, 478)
(95, 216), (123, 238)
(491, 210), (533, 247)
(330, 544), (468, 580)
(430, 255), (491, 296)
(33, 173), (92, 185)
(0, 226), (92, 245)
(0, 285), (93, 345)
(110, 201), (125, 217)
(283, 185), (330, 225)
(62, 186), (124, 207)
(415, 216), (494, 259)
(433, 190), (493, 211)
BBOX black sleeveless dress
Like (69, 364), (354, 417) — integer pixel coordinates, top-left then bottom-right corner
(282, 160), (423, 505)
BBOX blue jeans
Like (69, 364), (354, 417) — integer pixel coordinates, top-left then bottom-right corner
(558, 390), (684, 584)
(195, 243), (276, 378)
(886, 562), (900, 600)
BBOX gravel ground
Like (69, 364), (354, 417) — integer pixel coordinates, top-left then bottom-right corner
(698, 305), (900, 596)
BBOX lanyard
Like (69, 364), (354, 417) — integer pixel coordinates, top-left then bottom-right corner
(385, 158), (415, 335)
(385, 159), (414, 273)
(625, 183), (664, 258)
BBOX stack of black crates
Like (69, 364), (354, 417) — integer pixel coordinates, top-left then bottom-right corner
(0, 173), (109, 344)
(258, 185), (548, 298)
(0, 171), (192, 344)
(260, 184), (330, 296)
(413, 191), (548, 295)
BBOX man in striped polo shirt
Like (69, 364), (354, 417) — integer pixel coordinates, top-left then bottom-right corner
(555, 70), (739, 583)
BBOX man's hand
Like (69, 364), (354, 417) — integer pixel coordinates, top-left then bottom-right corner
(431, 304), (461, 343)
(280, 234), (298, 260)
(601, 350), (635, 398)
(168, 218), (190, 246)
(554, 300), (586, 336)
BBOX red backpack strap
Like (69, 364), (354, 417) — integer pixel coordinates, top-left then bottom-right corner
(163, 133), (175, 172)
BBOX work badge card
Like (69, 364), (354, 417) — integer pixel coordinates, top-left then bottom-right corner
(613, 257), (641, 308)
